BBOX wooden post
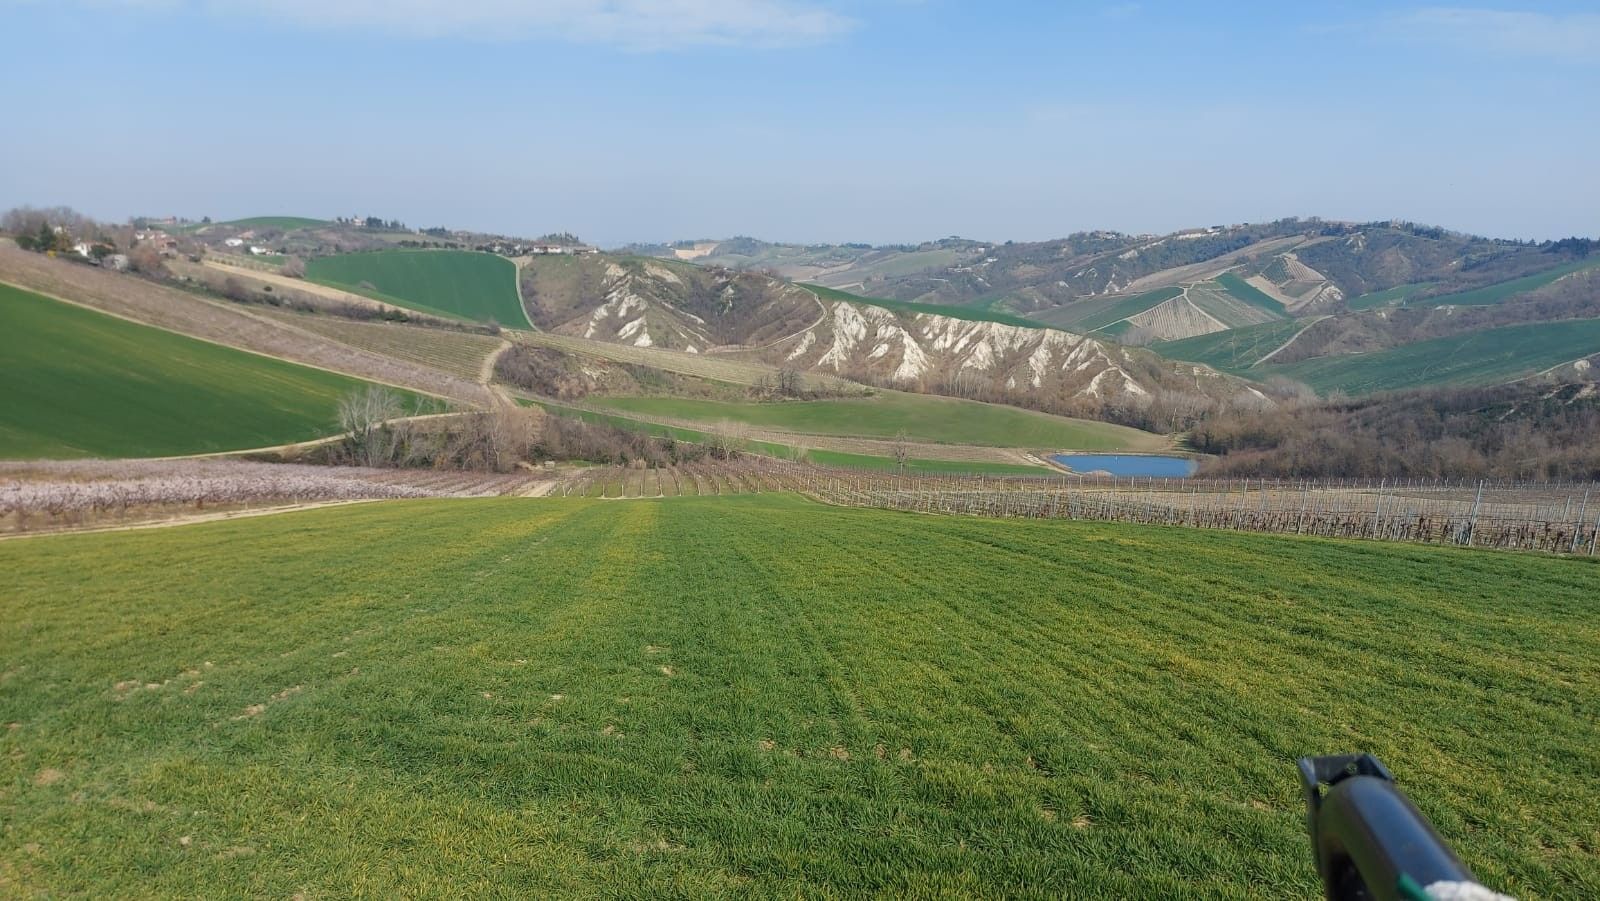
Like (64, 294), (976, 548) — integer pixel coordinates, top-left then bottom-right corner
(1466, 480), (1484, 547)
(1571, 489), (1589, 554)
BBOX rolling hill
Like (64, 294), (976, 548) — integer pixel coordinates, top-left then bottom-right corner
(1259, 318), (1600, 394)
(0, 284), (424, 458)
(306, 249), (527, 327)
(221, 216), (328, 231)
(4, 497), (1595, 897)
(518, 253), (1248, 407)
(1152, 319), (1312, 372)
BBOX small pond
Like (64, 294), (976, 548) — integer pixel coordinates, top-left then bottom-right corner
(1050, 454), (1197, 478)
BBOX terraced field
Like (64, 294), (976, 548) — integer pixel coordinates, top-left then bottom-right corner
(3, 497), (1595, 897)
(585, 393), (1166, 451)
(1262, 318), (1600, 394)
(262, 313), (504, 382)
(0, 285), (422, 459)
(306, 250), (527, 327)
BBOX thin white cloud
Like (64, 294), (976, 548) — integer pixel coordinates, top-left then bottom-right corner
(1387, 7), (1600, 62)
(55, 0), (857, 49)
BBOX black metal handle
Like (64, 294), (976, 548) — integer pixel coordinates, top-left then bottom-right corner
(1299, 753), (1474, 901)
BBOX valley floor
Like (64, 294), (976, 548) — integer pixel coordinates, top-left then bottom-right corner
(3, 497), (1596, 898)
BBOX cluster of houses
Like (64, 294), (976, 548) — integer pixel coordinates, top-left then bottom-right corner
(222, 237), (276, 256)
(474, 240), (599, 256)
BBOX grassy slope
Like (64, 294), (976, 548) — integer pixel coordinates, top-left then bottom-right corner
(0, 284), (419, 459)
(306, 250), (527, 327)
(1347, 281), (1437, 310)
(529, 400), (1051, 474)
(3, 497), (1596, 897)
(1263, 318), (1600, 394)
(1153, 318), (1308, 373)
(584, 392), (1164, 451)
(1421, 257), (1600, 307)
(803, 283), (1045, 329)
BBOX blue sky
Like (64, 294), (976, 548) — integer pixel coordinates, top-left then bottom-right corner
(4, 1), (1597, 245)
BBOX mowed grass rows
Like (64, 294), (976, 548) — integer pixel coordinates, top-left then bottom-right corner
(0, 284), (420, 459)
(1, 497), (1595, 898)
(305, 250), (528, 327)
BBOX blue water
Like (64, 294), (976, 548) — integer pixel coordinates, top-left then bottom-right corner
(1050, 454), (1197, 478)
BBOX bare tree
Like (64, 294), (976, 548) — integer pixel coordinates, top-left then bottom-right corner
(338, 387), (405, 467)
(778, 367), (803, 397)
(127, 242), (166, 276)
(892, 429), (910, 474)
(280, 256), (306, 278)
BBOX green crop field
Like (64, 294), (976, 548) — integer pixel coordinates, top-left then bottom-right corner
(3, 497), (1596, 897)
(1347, 282), (1437, 310)
(1047, 287), (1182, 333)
(1420, 258), (1600, 307)
(221, 217), (327, 231)
(1215, 272), (1287, 317)
(803, 283), (1044, 329)
(1262, 318), (1600, 395)
(306, 250), (528, 327)
(584, 392), (1166, 451)
(0, 284), (424, 459)
(1154, 319), (1309, 372)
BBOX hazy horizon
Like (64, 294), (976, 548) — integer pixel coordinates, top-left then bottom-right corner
(6, 1), (1598, 246)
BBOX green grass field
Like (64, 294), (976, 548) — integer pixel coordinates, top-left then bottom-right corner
(1154, 319), (1309, 372)
(1347, 282), (1437, 310)
(803, 283), (1045, 330)
(306, 250), (528, 327)
(221, 217), (327, 231)
(0, 284), (423, 459)
(3, 497), (1595, 897)
(530, 400), (1053, 474)
(1262, 318), (1600, 394)
(584, 392), (1165, 451)
(1420, 258), (1600, 307)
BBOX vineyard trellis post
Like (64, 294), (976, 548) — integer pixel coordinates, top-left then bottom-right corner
(1466, 480), (1485, 547)
(1571, 489), (1589, 554)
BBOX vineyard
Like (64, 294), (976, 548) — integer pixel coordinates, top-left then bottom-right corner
(264, 313), (505, 381)
(546, 461), (1600, 556)
(1, 460), (552, 534)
